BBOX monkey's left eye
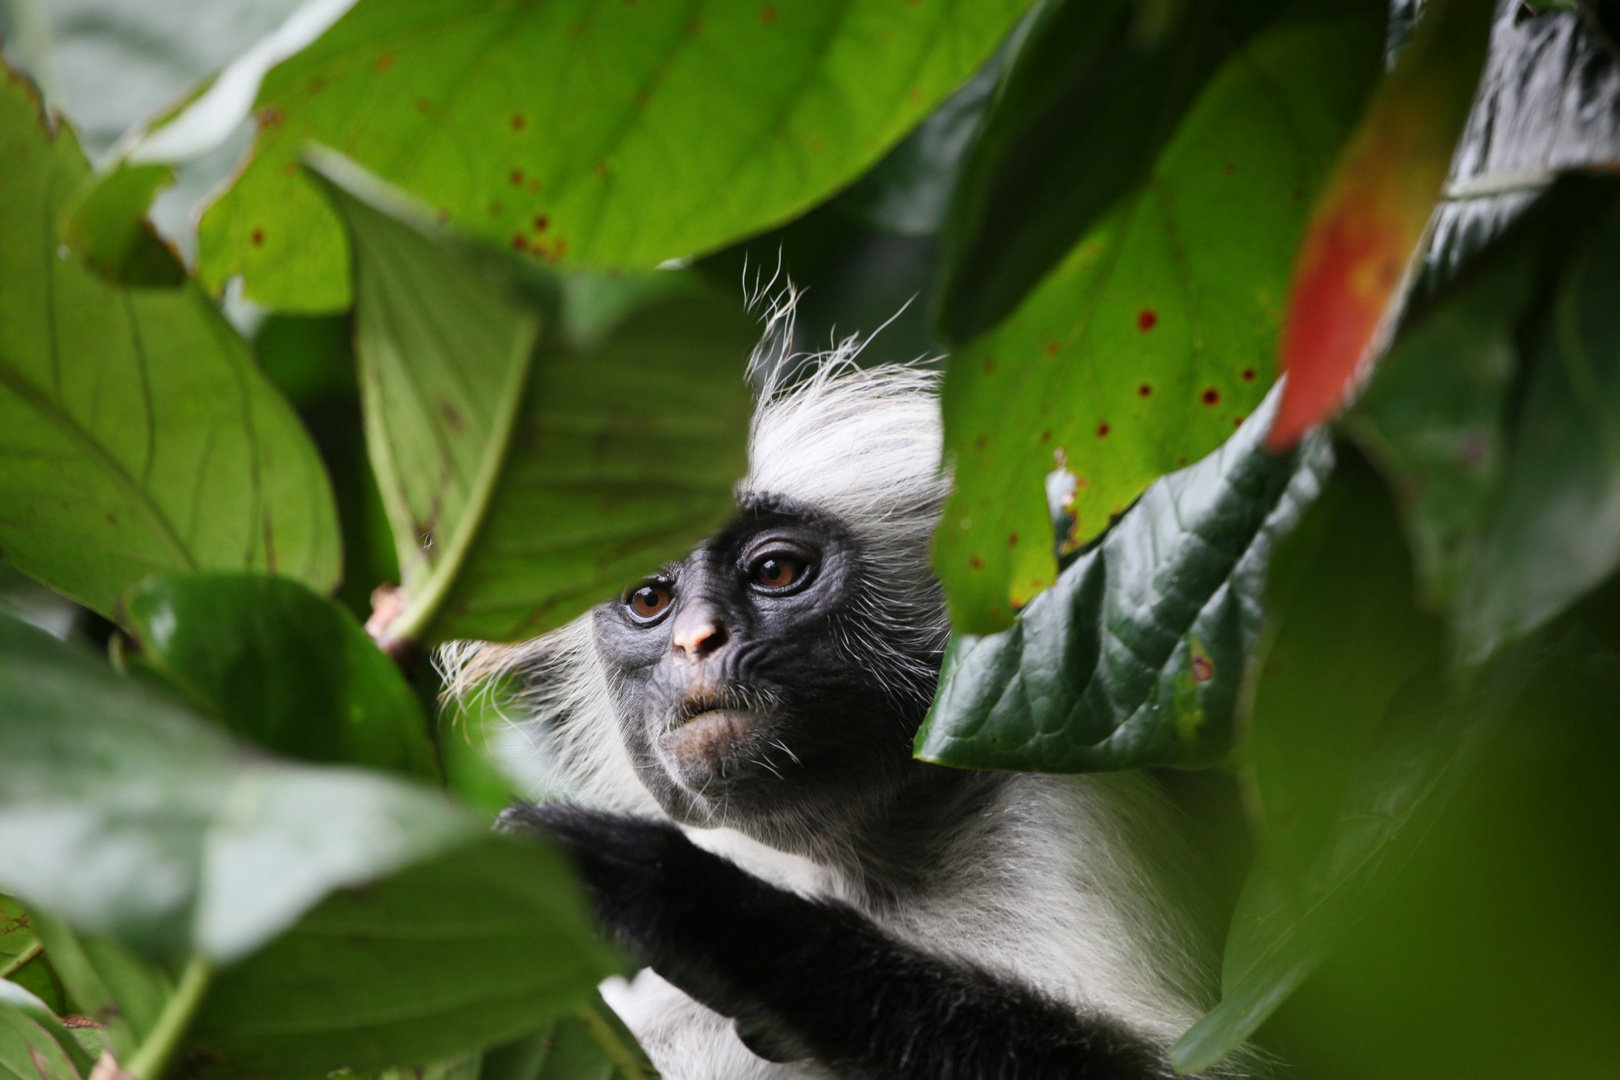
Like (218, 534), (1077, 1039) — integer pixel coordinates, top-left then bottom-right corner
(628, 582), (673, 621)
(748, 554), (806, 591)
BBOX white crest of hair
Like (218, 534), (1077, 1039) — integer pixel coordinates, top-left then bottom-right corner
(438, 299), (1230, 1078)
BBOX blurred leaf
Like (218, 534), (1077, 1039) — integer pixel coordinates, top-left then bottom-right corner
(0, 998), (78, 1080)
(934, 0), (1314, 343)
(932, 18), (1380, 631)
(0, 980), (97, 1076)
(254, 314), (355, 406)
(1269, 0), (1495, 449)
(58, 161), (184, 287)
(1171, 453), (1532, 1071)
(1347, 173), (1620, 664)
(916, 387), (1330, 772)
(378, 1054), (482, 1080)
(122, 573), (439, 781)
(309, 152), (755, 645)
(25, 916), (170, 1061)
(197, 0), (1035, 312)
(482, 997), (657, 1080)
(0, 897), (71, 1028)
(0, 64), (341, 622)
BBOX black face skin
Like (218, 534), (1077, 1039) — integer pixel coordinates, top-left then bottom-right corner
(591, 493), (941, 850)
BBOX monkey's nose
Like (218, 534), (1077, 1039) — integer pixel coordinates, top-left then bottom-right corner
(671, 601), (729, 658)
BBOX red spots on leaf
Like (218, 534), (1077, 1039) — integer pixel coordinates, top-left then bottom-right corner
(1291, 187), (1305, 201)
(414, 97), (431, 114)
(908, 88), (924, 107)
(1097, 423), (1110, 438)
(439, 401), (466, 433)
(307, 77), (325, 94)
(534, 215), (549, 232)
(510, 169), (524, 187)
(760, 4), (778, 24)
(1192, 655), (1214, 683)
(527, 178), (542, 193)
(1178, 457), (1188, 466)
(634, 90), (650, 109)
(1202, 388), (1220, 405)
(1137, 309), (1157, 332)
(1234, 415), (1246, 427)
(974, 435), (989, 450)
(685, 16), (703, 35)
(983, 358), (998, 374)
(1040, 429), (1052, 443)
(552, 238), (569, 259)
(250, 227), (264, 247)
(512, 234), (529, 252)
(376, 52), (394, 72)
(1222, 162), (1236, 176)
(1045, 341), (1060, 357)
(1138, 384), (1153, 397)
(256, 106), (283, 129)
(1008, 532), (1019, 547)
(281, 161), (299, 178)
(510, 113), (526, 131)
(594, 162), (609, 179)
(969, 556), (984, 570)
(436, 208), (452, 224)
(489, 200), (503, 216)
(1241, 368), (1256, 381)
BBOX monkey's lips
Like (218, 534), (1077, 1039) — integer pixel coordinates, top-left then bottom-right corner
(661, 708), (765, 778)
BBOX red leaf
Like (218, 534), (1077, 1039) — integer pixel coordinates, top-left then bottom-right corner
(1268, 0), (1494, 451)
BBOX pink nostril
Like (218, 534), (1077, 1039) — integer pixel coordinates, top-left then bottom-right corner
(671, 605), (729, 657)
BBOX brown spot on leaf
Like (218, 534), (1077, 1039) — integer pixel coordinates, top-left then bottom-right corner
(974, 435), (989, 450)
(256, 106), (283, 129)
(594, 162), (609, 178)
(760, 4), (778, 24)
(634, 90), (650, 108)
(527, 178), (542, 193)
(1202, 388), (1220, 405)
(969, 555), (984, 570)
(512, 234), (529, 252)
(1097, 423), (1110, 437)
(511, 113), (526, 131)
(1192, 655), (1214, 683)
(1241, 368), (1256, 381)
(534, 214), (549, 231)
(307, 76), (325, 94)
(439, 401), (465, 432)
(1234, 415), (1246, 427)
(1008, 532), (1019, 547)
(510, 169), (524, 186)
(983, 358), (997, 373)
(1138, 309), (1158, 331)
(251, 227), (265, 246)
(489, 200), (503, 216)
(1045, 341), (1060, 357)
(1222, 162), (1235, 177)
(415, 97), (431, 113)
(1138, 384), (1152, 397)
(1040, 429), (1052, 442)
(376, 52), (394, 72)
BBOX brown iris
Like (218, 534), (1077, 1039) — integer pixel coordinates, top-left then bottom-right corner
(752, 556), (802, 589)
(629, 583), (672, 620)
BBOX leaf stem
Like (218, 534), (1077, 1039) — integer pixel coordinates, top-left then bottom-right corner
(124, 954), (211, 1080)
(0, 939), (43, 981)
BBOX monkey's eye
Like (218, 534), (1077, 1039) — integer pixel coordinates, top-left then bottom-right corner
(748, 554), (805, 592)
(627, 582), (673, 622)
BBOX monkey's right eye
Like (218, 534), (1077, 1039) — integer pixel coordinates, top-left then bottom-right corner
(628, 583), (673, 622)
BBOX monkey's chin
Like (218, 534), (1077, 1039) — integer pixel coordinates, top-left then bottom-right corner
(661, 709), (764, 785)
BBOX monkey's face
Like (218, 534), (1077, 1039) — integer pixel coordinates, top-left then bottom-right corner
(591, 494), (937, 833)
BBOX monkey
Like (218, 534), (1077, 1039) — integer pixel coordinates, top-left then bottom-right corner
(442, 352), (1229, 1080)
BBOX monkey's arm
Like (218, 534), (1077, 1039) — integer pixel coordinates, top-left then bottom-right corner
(503, 804), (1172, 1080)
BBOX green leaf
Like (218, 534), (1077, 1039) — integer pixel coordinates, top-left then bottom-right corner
(935, 0), (1300, 342)
(482, 996), (658, 1080)
(0, 980), (96, 1076)
(0, 65), (342, 621)
(58, 161), (185, 287)
(1346, 173), (1620, 664)
(309, 152), (755, 645)
(122, 573), (440, 781)
(0, 998), (78, 1080)
(915, 388), (1330, 772)
(1170, 453), (1531, 1071)
(931, 17), (1381, 631)
(197, 0), (1035, 313)
(24, 916), (170, 1060)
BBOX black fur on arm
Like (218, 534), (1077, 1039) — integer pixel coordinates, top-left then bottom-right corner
(501, 803), (1174, 1080)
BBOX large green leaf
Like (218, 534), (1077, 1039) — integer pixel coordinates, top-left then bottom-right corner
(1345, 173), (1620, 664)
(1170, 454), (1531, 1071)
(932, 17), (1381, 632)
(916, 389), (1330, 772)
(0, 65), (341, 621)
(0, 998), (77, 1080)
(122, 573), (439, 781)
(196, 0), (1034, 313)
(0, 613), (619, 1076)
(935, 0), (1297, 343)
(311, 153), (755, 646)
(0, 980), (95, 1076)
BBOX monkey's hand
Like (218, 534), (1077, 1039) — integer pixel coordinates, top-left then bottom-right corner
(500, 803), (1173, 1080)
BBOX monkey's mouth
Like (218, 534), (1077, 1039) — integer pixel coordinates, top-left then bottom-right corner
(659, 690), (778, 781)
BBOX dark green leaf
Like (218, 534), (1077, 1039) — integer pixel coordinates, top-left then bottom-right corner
(122, 573), (439, 781)
(915, 388), (1330, 772)
(482, 996), (657, 1080)
(931, 15), (1381, 631)
(1346, 173), (1620, 664)
(197, 0), (1035, 312)
(935, 0), (1322, 342)
(0, 980), (96, 1075)
(0, 65), (342, 621)
(309, 152), (755, 645)
(1170, 454), (1530, 1071)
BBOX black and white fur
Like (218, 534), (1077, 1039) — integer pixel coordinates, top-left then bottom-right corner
(442, 349), (1225, 1080)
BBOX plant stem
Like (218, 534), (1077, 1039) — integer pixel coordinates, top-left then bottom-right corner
(124, 954), (211, 1080)
(0, 939), (43, 981)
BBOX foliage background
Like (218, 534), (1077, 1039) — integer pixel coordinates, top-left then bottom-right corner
(0, 0), (1616, 1078)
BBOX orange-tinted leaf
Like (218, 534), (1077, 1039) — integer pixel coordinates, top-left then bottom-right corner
(1268, 0), (1494, 451)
